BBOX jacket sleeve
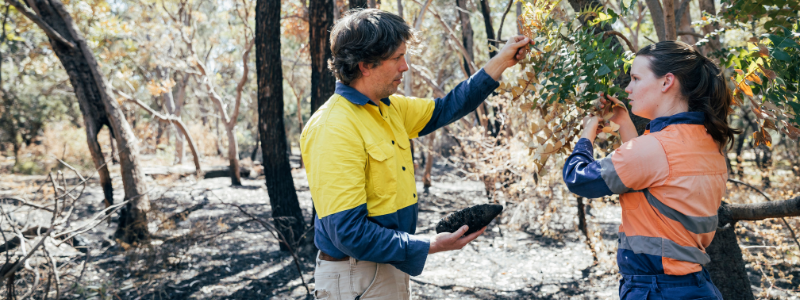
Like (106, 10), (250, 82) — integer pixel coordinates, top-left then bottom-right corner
(305, 124), (430, 276)
(404, 68), (499, 137)
(563, 136), (669, 198)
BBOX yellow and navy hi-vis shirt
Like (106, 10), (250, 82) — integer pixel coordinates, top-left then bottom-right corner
(300, 69), (498, 276)
(563, 112), (727, 276)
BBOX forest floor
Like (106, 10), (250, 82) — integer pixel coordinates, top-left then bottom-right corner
(1, 155), (795, 299)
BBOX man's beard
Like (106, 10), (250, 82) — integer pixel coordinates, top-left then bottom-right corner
(376, 78), (401, 100)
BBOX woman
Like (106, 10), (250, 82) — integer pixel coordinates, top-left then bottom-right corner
(563, 41), (738, 299)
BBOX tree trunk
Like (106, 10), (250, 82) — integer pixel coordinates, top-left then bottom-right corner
(19, 0), (150, 242)
(309, 0), (336, 116)
(423, 131), (436, 192)
(705, 221), (755, 300)
(644, 0), (667, 41)
(478, 0), (497, 58)
(258, 0), (308, 251)
(456, 0), (474, 75)
(674, 0), (696, 44)
(662, 0), (677, 40)
(351, 0), (368, 9)
(226, 124), (242, 186)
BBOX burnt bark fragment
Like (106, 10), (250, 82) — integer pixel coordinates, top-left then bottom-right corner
(436, 204), (503, 235)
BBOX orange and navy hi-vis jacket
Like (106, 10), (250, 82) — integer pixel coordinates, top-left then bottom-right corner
(563, 112), (727, 276)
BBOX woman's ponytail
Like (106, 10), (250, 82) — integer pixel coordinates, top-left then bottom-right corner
(636, 41), (741, 149)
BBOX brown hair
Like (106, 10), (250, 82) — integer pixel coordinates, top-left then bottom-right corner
(328, 9), (413, 85)
(636, 41), (740, 149)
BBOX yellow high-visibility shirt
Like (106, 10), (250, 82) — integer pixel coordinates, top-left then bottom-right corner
(301, 69), (498, 275)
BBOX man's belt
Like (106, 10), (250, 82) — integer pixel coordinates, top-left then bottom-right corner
(320, 251), (350, 262)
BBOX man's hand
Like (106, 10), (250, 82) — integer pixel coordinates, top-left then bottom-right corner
(428, 225), (486, 254)
(484, 35), (533, 80)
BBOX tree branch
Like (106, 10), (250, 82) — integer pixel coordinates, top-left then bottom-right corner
(727, 178), (800, 249)
(496, 0), (515, 41)
(604, 30), (636, 51)
(678, 31), (704, 38)
(115, 90), (202, 174)
(643, 0), (667, 41)
(411, 0), (478, 74)
(4, 0), (75, 49)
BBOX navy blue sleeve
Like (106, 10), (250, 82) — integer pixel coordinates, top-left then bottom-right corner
(562, 138), (615, 198)
(318, 204), (430, 276)
(418, 69), (500, 136)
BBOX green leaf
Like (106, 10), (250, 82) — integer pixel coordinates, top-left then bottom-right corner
(596, 65), (612, 76)
(788, 101), (800, 115)
(772, 48), (792, 61)
(585, 52), (597, 60)
(769, 34), (800, 49)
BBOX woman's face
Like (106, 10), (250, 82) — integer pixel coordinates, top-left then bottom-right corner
(625, 56), (664, 120)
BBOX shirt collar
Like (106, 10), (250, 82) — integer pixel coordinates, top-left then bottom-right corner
(645, 111), (705, 133)
(335, 82), (391, 106)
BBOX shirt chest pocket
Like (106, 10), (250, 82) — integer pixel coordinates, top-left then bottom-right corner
(366, 141), (398, 201)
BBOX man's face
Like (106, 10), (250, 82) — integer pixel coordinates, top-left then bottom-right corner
(367, 43), (409, 100)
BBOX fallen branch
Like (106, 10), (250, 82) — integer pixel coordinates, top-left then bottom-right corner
(209, 191), (311, 295)
(727, 178), (800, 250)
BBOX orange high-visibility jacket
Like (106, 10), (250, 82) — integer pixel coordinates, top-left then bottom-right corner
(563, 112), (727, 275)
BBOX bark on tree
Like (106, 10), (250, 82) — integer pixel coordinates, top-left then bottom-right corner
(309, 0), (336, 116)
(456, 0), (474, 75)
(258, 0), (308, 251)
(643, 0), (668, 41)
(12, 0), (151, 242)
(350, 0), (368, 9)
(674, 0), (696, 44)
(662, 0), (677, 40)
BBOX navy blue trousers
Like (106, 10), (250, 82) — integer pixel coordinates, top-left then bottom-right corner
(619, 269), (724, 300)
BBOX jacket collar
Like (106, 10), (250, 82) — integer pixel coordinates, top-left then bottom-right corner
(335, 82), (391, 106)
(646, 111), (705, 133)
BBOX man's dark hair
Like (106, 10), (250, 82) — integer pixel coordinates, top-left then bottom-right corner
(328, 9), (413, 85)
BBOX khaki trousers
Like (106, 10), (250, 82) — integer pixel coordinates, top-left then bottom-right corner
(313, 251), (411, 300)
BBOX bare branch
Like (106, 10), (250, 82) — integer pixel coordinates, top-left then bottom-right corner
(411, 0), (478, 74)
(115, 90), (203, 174)
(678, 31), (705, 38)
(4, 0), (75, 48)
(496, 0), (515, 41)
(604, 30), (637, 52)
(727, 179), (800, 249)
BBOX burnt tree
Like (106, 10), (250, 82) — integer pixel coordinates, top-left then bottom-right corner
(309, 0), (336, 115)
(350, 0), (368, 9)
(257, 0), (308, 250)
(10, 0), (150, 242)
(707, 196), (800, 300)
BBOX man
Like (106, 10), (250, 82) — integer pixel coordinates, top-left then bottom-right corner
(301, 9), (531, 300)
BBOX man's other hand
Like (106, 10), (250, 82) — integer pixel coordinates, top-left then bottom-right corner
(484, 35), (533, 80)
(428, 225), (487, 254)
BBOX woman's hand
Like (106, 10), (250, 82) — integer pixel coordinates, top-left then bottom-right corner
(598, 92), (631, 125)
(484, 35), (533, 80)
(581, 114), (603, 143)
(599, 92), (639, 143)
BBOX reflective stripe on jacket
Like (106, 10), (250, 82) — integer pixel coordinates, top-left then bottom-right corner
(563, 111), (727, 275)
(301, 69), (498, 276)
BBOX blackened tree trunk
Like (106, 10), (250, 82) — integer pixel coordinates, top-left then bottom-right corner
(258, 0), (308, 251)
(309, 0), (336, 116)
(478, 0), (497, 58)
(706, 220), (754, 300)
(350, 0), (368, 9)
(13, 0), (150, 242)
(456, 0), (474, 75)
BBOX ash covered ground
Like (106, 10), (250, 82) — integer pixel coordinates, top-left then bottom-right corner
(1, 160), (626, 299)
